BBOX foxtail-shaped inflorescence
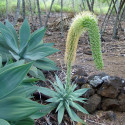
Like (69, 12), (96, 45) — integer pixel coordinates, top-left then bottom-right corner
(65, 12), (104, 86)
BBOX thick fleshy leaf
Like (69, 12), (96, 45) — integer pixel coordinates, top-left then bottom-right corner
(43, 43), (55, 47)
(58, 106), (65, 124)
(22, 78), (38, 84)
(0, 60), (24, 74)
(29, 67), (45, 81)
(73, 88), (89, 97)
(0, 28), (19, 53)
(19, 19), (30, 51)
(69, 102), (89, 114)
(0, 96), (42, 121)
(5, 85), (38, 98)
(0, 62), (32, 99)
(30, 103), (57, 119)
(0, 22), (8, 31)
(34, 58), (58, 71)
(71, 97), (88, 103)
(24, 46), (59, 60)
(6, 20), (18, 42)
(46, 97), (59, 103)
(37, 69), (46, 81)
(70, 109), (87, 125)
(48, 80), (61, 93)
(56, 101), (63, 112)
(27, 27), (46, 51)
(38, 87), (58, 97)
(65, 103), (86, 125)
(9, 51), (20, 60)
(15, 118), (34, 125)
(56, 75), (64, 90)
(0, 119), (10, 125)
(0, 56), (2, 67)
(0, 35), (10, 51)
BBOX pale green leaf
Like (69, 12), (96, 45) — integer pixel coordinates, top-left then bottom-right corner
(58, 106), (65, 124)
(0, 96), (42, 121)
(38, 87), (57, 97)
(73, 88), (89, 97)
(34, 58), (59, 71)
(0, 60), (24, 74)
(6, 20), (18, 42)
(0, 28), (19, 53)
(0, 119), (10, 125)
(55, 75), (64, 90)
(15, 118), (34, 125)
(27, 27), (45, 51)
(69, 102), (89, 114)
(19, 19), (30, 51)
(0, 62), (32, 99)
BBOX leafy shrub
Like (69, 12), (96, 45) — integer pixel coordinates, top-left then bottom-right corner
(0, 19), (59, 80)
(0, 58), (56, 125)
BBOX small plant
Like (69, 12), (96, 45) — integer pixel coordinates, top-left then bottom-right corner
(38, 76), (89, 124)
(0, 58), (56, 125)
(39, 11), (104, 124)
(0, 19), (59, 80)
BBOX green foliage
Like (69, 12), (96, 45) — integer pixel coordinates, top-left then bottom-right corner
(38, 75), (89, 124)
(0, 59), (56, 125)
(65, 12), (104, 86)
(0, 19), (59, 81)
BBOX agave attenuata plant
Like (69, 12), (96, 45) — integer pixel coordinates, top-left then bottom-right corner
(0, 19), (59, 81)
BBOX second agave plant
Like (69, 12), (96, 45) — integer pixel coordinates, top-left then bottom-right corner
(0, 19), (59, 81)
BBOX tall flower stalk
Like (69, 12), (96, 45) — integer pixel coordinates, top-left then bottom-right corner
(65, 12), (104, 87)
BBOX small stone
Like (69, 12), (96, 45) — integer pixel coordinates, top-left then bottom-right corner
(81, 84), (95, 98)
(102, 99), (119, 111)
(88, 73), (109, 87)
(101, 111), (117, 121)
(83, 94), (101, 113)
(72, 69), (88, 85)
(97, 85), (119, 98)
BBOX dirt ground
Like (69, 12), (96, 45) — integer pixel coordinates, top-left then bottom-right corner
(1, 12), (125, 125)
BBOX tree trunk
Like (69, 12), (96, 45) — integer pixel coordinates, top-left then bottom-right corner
(91, 0), (94, 12)
(36, 0), (42, 27)
(86, 0), (91, 11)
(43, 0), (47, 14)
(82, 0), (85, 11)
(28, 0), (34, 22)
(61, 0), (64, 37)
(72, 0), (75, 15)
(13, 0), (21, 25)
(22, 0), (25, 20)
(44, 0), (55, 27)
(6, 0), (8, 19)
(113, 0), (125, 39)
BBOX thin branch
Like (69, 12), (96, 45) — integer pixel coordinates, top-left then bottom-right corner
(44, 0), (55, 27)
